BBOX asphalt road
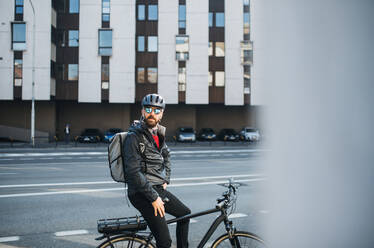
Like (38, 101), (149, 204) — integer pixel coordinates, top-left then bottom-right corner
(0, 146), (267, 248)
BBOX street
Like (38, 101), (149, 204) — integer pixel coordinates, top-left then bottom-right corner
(0, 146), (267, 248)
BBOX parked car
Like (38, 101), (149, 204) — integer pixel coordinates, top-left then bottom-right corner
(176, 127), (196, 142)
(104, 128), (123, 143)
(239, 127), (261, 142)
(78, 128), (103, 143)
(218, 128), (240, 141)
(197, 128), (217, 141)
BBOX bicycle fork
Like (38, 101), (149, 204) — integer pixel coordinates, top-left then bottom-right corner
(224, 218), (240, 248)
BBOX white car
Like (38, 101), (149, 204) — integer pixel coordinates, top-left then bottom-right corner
(240, 127), (261, 142)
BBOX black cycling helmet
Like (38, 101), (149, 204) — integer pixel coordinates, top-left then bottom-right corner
(141, 93), (166, 109)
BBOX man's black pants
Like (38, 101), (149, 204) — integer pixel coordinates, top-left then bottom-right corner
(128, 186), (191, 248)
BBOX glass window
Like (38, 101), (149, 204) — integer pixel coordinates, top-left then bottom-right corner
(137, 67), (145, 83)
(215, 71), (225, 87)
(215, 42), (225, 57)
(209, 42), (213, 56)
(148, 36), (158, 52)
(179, 5), (186, 21)
(102, 0), (110, 22)
(209, 71), (213, 87)
(99, 29), (112, 55)
(138, 5), (145, 20)
(12, 23), (26, 51)
(138, 36), (145, 52)
(216, 12), (224, 27)
(14, 59), (23, 86)
(243, 0), (249, 6)
(69, 0), (79, 13)
(209, 12), (213, 27)
(244, 13), (250, 24)
(102, 82), (109, 89)
(178, 67), (186, 91)
(176, 36), (189, 60)
(148, 5), (158, 20)
(68, 64), (78, 81)
(147, 68), (157, 83)
(68, 30), (79, 47)
(15, 0), (24, 14)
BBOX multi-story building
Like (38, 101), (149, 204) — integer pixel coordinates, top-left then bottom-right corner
(0, 0), (258, 141)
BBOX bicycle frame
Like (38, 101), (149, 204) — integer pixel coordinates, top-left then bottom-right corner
(165, 206), (231, 248)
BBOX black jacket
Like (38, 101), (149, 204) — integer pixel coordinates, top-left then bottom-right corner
(123, 121), (171, 202)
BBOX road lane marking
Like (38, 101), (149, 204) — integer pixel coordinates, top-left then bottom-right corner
(0, 174), (263, 188)
(0, 173), (17, 175)
(259, 210), (269, 214)
(169, 218), (197, 225)
(228, 213), (248, 218)
(0, 149), (267, 158)
(0, 178), (264, 198)
(0, 236), (20, 242)
(55, 230), (89, 237)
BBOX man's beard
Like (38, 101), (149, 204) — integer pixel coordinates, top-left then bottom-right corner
(144, 116), (158, 128)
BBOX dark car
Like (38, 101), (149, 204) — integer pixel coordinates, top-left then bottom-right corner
(176, 127), (196, 142)
(78, 128), (103, 143)
(104, 128), (123, 143)
(197, 128), (217, 141)
(218, 128), (240, 141)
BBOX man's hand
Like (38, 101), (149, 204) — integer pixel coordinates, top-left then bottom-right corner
(162, 183), (167, 190)
(152, 197), (165, 217)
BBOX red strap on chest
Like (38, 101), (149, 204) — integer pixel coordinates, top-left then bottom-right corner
(152, 134), (160, 149)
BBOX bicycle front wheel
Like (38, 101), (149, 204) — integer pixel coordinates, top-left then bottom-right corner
(211, 231), (266, 248)
(97, 234), (156, 248)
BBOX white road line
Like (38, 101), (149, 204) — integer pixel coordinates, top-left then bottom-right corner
(55, 230), (89, 237)
(0, 173), (17, 175)
(40, 157), (53, 160)
(228, 213), (248, 219)
(259, 210), (269, 214)
(169, 218), (197, 225)
(0, 236), (20, 242)
(0, 178), (264, 198)
(0, 149), (267, 158)
(0, 158), (13, 161)
(0, 174), (263, 188)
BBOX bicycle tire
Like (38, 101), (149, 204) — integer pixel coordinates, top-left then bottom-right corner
(97, 234), (156, 248)
(211, 231), (266, 248)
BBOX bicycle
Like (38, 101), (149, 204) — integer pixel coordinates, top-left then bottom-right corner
(95, 179), (266, 248)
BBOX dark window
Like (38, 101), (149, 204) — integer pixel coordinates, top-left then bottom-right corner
(148, 36), (158, 52)
(138, 5), (145, 20)
(137, 36), (145, 52)
(51, 60), (56, 78)
(147, 68), (157, 83)
(68, 64), (78, 80)
(137, 67), (145, 83)
(51, 26), (57, 44)
(98, 29), (112, 55)
(101, 62), (109, 89)
(69, 0), (79, 13)
(12, 23), (26, 51)
(57, 29), (66, 47)
(148, 5), (158, 20)
(14, 58), (23, 86)
(68, 30), (79, 47)
(216, 12), (224, 27)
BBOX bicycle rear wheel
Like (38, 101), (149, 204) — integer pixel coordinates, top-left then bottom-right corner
(211, 231), (266, 248)
(97, 234), (156, 248)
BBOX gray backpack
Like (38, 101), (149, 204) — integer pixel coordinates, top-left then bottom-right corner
(108, 131), (147, 183)
(108, 132), (129, 183)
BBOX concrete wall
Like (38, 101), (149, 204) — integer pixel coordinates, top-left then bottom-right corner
(79, 0), (101, 102)
(158, 0), (179, 104)
(225, 0), (244, 105)
(23, 0), (51, 100)
(56, 102), (131, 140)
(186, 0), (209, 104)
(0, 101), (56, 140)
(110, 0), (135, 103)
(0, 1), (14, 100)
